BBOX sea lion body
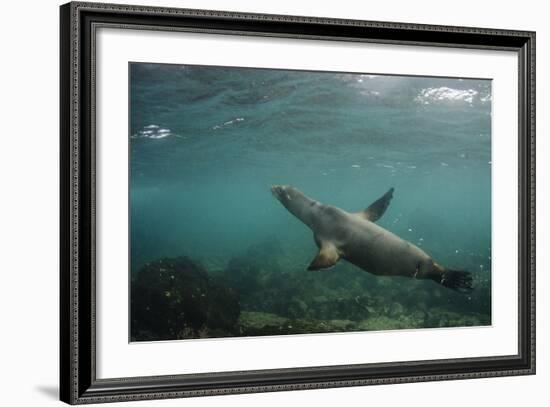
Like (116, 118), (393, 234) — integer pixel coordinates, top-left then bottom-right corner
(271, 185), (471, 291)
(318, 210), (432, 278)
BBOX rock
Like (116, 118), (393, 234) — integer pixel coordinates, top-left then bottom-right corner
(287, 298), (308, 318)
(207, 285), (240, 331)
(239, 311), (362, 337)
(388, 302), (404, 318)
(131, 256), (240, 341)
(224, 257), (261, 294)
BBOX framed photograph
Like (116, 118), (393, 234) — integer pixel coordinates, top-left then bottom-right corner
(60, 1), (535, 404)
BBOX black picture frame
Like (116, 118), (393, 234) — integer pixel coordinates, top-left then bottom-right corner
(60, 1), (536, 404)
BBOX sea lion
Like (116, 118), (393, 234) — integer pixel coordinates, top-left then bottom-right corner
(271, 185), (472, 291)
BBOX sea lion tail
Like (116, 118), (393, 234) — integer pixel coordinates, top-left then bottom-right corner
(440, 269), (473, 292)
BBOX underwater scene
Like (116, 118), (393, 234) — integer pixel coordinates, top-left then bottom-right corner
(129, 63), (492, 342)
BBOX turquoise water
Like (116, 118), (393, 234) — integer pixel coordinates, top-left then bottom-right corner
(129, 63), (492, 341)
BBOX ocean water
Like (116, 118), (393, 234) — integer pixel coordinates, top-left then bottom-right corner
(129, 63), (492, 341)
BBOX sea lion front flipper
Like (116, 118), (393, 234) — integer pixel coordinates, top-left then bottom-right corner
(358, 187), (394, 222)
(307, 242), (340, 271)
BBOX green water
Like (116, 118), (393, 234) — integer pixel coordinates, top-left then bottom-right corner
(129, 63), (491, 341)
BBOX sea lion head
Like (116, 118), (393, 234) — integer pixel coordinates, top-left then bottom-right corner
(271, 185), (319, 226)
(271, 185), (300, 205)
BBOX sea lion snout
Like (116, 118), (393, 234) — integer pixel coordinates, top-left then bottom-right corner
(270, 184), (285, 195)
(271, 185), (292, 203)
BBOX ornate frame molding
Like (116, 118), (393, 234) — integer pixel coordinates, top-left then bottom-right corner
(60, 2), (535, 404)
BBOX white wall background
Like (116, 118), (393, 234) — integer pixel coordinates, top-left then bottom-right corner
(0, 0), (546, 405)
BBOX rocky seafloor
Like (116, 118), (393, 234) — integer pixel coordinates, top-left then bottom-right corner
(130, 238), (491, 341)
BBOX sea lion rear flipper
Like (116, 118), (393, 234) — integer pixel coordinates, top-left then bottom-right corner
(358, 187), (394, 222)
(440, 269), (473, 292)
(307, 242), (340, 271)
